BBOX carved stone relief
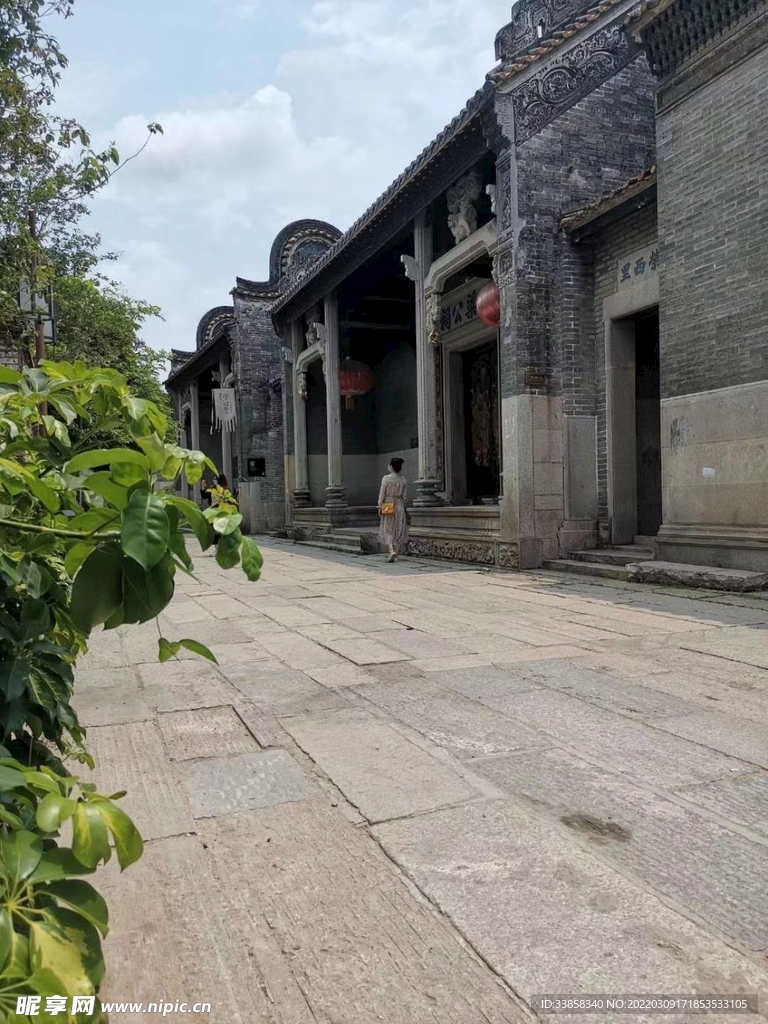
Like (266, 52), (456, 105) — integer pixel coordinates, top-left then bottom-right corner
(426, 291), (443, 345)
(446, 169), (483, 245)
(511, 25), (639, 144)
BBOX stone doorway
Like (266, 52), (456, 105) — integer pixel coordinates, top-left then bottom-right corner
(635, 308), (662, 538)
(606, 305), (661, 545)
(463, 340), (500, 504)
(444, 333), (500, 505)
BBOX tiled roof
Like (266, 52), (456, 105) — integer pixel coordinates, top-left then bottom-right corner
(270, 82), (493, 316)
(560, 166), (657, 232)
(490, 0), (631, 86)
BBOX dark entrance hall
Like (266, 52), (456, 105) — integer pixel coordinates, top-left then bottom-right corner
(463, 340), (500, 504)
(635, 308), (661, 538)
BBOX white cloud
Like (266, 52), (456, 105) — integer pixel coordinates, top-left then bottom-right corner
(77, 0), (513, 352)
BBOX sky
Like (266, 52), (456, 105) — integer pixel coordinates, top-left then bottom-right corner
(54, 0), (513, 353)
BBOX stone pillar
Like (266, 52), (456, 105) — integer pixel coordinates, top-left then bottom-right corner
(189, 379), (201, 505)
(291, 320), (311, 508)
(218, 356), (233, 485)
(323, 293), (346, 509)
(407, 211), (443, 506)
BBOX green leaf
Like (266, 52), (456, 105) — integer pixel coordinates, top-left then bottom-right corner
(168, 529), (192, 569)
(36, 793), (77, 833)
(0, 658), (29, 701)
(66, 448), (150, 474)
(158, 638), (181, 663)
(70, 545), (123, 633)
(19, 598), (52, 641)
(64, 542), (94, 578)
(110, 461), (148, 487)
(134, 432), (167, 471)
(120, 490), (170, 570)
(90, 799), (143, 871)
(0, 908), (13, 973)
(45, 880), (109, 938)
(72, 803), (111, 869)
(240, 536), (264, 582)
(67, 508), (120, 535)
(213, 513), (243, 535)
(0, 830), (43, 882)
(0, 764), (30, 789)
(178, 639), (218, 663)
(166, 496), (213, 550)
(83, 472), (129, 510)
(28, 849), (97, 884)
(120, 554), (175, 624)
(29, 908), (105, 993)
(0, 367), (21, 385)
(215, 532), (241, 569)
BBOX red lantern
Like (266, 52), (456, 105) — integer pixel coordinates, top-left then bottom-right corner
(476, 281), (501, 329)
(339, 358), (374, 409)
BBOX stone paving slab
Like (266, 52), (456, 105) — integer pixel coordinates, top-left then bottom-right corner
(470, 747), (768, 951)
(255, 630), (349, 669)
(675, 772), (768, 838)
(281, 707), (483, 822)
(354, 679), (545, 759)
(98, 836), (284, 1023)
(76, 684), (153, 727)
(179, 750), (312, 818)
(510, 658), (702, 719)
(654, 711), (768, 769)
(485, 690), (753, 788)
(371, 627), (473, 659)
(315, 635), (413, 665)
(74, 666), (139, 692)
(429, 664), (543, 702)
(374, 800), (768, 1020)
(680, 626), (768, 668)
(142, 674), (242, 715)
(304, 662), (378, 688)
(86, 721), (196, 839)
(158, 706), (258, 761)
(202, 801), (532, 1024)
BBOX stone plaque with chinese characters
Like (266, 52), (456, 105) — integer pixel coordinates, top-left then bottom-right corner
(439, 277), (492, 339)
(617, 243), (660, 289)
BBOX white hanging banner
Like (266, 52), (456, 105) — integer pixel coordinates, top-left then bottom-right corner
(212, 388), (237, 433)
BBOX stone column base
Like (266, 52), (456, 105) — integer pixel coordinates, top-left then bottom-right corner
(293, 489), (312, 509)
(413, 479), (445, 507)
(325, 485), (347, 510)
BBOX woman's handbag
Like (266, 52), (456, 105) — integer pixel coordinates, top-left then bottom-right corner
(380, 502), (395, 516)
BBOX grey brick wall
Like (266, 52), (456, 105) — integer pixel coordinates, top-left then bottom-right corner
(499, 57), (656, 403)
(657, 44), (768, 398)
(232, 294), (285, 506)
(591, 204), (659, 522)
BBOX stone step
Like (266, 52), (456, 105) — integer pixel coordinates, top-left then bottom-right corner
(295, 537), (362, 555)
(626, 560), (768, 592)
(634, 535), (656, 547)
(543, 559), (629, 581)
(567, 546), (653, 567)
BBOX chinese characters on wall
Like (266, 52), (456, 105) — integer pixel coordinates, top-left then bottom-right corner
(617, 243), (661, 289)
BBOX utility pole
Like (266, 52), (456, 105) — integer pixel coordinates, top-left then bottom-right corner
(28, 209), (46, 368)
(27, 208), (48, 419)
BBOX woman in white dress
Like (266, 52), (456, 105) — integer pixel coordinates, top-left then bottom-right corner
(378, 458), (408, 563)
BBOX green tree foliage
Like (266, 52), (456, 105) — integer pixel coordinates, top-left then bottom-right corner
(0, 361), (262, 1019)
(0, 0), (162, 358)
(52, 277), (174, 444)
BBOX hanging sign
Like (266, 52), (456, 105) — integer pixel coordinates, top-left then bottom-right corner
(212, 388), (237, 433)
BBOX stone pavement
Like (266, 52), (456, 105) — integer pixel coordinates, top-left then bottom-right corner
(76, 539), (768, 1023)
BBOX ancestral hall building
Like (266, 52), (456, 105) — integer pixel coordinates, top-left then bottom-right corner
(167, 0), (768, 573)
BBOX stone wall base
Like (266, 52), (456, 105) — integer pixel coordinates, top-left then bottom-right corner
(656, 524), (768, 573)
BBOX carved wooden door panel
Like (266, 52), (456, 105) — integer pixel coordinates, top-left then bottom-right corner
(463, 341), (500, 502)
